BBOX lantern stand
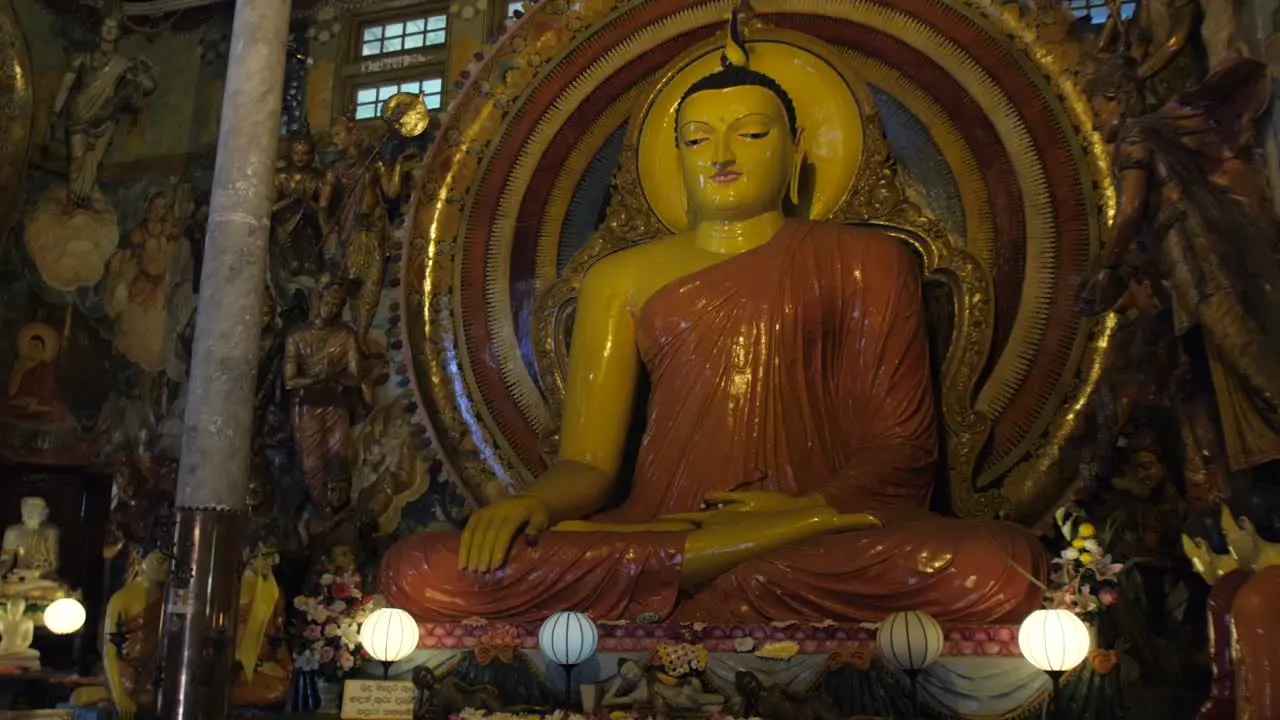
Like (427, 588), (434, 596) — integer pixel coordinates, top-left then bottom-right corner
(537, 611), (599, 711)
(1044, 669), (1063, 719)
(904, 667), (921, 719)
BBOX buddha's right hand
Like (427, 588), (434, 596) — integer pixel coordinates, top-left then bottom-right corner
(457, 496), (551, 572)
(116, 695), (137, 720)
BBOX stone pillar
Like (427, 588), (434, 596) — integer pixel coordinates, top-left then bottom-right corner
(155, 1), (291, 718)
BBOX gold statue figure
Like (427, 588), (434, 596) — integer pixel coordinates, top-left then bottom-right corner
(271, 126), (327, 293)
(48, 15), (157, 209)
(379, 13), (1046, 625)
(319, 111), (416, 355)
(232, 548), (291, 707)
(284, 280), (363, 505)
(1083, 55), (1280, 500)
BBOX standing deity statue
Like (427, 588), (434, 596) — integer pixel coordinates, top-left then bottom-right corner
(48, 15), (157, 209)
(271, 127), (328, 299)
(284, 280), (363, 505)
(379, 13), (1046, 625)
(319, 113), (416, 355)
(1082, 56), (1280, 503)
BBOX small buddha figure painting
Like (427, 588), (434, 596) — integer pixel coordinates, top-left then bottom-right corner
(4, 321), (69, 423)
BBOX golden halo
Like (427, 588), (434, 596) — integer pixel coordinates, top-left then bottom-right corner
(633, 28), (866, 233)
(17, 322), (60, 363)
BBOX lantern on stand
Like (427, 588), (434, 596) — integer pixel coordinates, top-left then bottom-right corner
(359, 608), (421, 680)
(43, 597), (86, 635)
(876, 610), (944, 718)
(1018, 608), (1091, 717)
(538, 611), (598, 708)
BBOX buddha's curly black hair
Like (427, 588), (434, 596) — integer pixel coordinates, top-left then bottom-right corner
(674, 65), (798, 148)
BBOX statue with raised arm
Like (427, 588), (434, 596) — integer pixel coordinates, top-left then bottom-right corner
(379, 13), (1046, 625)
(48, 15), (157, 209)
(319, 112), (416, 355)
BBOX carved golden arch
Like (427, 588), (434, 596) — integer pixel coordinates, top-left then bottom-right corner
(530, 24), (1004, 519)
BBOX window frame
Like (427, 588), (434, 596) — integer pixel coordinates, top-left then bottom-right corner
(348, 74), (448, 123)
(1067, 0), (1137, 24)
(349, 5), (451, 61)
(337, 3), (450, 127)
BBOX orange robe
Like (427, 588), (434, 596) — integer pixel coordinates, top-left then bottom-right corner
(381, 221), (1046, 624)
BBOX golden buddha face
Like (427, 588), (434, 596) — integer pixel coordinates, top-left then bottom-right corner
(677, 84), (794, 222)
(290, 138), (315, 168)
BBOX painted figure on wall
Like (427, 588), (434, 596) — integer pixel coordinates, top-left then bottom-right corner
(48, 15), (157, 209)
(4, 321), (69, 422)
(103, 190), (197, 378)
(320, 112), (415, 356)
(1082, 56), (1280, 503)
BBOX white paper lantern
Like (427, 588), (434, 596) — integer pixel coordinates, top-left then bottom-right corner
(538, 611), (598, 666)
(359, 608), (421, 663)
(1018, 608), (1091, 673)
(876, 610), (944, 671)
(43, 597), (86, 636)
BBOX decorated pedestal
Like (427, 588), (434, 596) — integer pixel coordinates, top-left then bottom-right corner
(400, 620), (1122, 719)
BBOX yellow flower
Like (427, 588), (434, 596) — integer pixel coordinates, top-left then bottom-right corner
(1078, 522), (1096, 538)
(1072, 538), (1085, 549)
(1080, 552), (1094, 564)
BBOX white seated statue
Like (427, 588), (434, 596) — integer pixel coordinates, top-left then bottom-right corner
(0, 498), (66, 597)
(0, 598), (40, 669)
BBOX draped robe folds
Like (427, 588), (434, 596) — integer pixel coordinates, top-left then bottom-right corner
(380, 221), (1047, 624)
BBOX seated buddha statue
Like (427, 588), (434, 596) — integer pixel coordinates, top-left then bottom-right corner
(380, 16), (1047, 625)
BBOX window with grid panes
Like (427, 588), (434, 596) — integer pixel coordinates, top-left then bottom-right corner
(353, 77), (445, 121)
(1067, 0), (1136, 24)
(360, 14), (447, 57)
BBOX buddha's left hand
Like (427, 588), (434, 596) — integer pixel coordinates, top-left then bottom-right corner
(658, 491), (828, 523)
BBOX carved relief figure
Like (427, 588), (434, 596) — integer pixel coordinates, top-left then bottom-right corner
(103, 190), (196, 376)
(272, 127), (327, 297)
(48, 15), (157, 209)
(379, 15), (1046, 625)
(320, 113), (415, 355)
(284, 280), (362, 505)
(1083, 57), (1280, 503)
(4, 322), (69, 422)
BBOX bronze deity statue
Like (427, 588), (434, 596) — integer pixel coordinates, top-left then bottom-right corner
(283, 280), (363, 506)
(271, 126), (327, 294)
(1082, 54), (1280, 503)
(319, 111), (417, 355)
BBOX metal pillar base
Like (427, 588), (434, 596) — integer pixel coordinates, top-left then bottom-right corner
(156, 508), (245, 720)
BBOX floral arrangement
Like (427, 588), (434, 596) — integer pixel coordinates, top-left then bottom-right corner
(1044, 504), (1130, 619)
(291, 559), (372, 680)
(653, 642), (708, 678)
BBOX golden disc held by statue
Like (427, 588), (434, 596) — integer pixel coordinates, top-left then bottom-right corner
(382, 92), (431, 137)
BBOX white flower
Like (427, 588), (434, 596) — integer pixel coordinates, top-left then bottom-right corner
(302, 597), (330, 624)
(1082, 539), (1103, 555)
(330, 600), (348, 615)
(293, 649), (321, 671)
(1060, 547), (1080, 561)
(320, 573), (335, 586)
(338, 618), (361, 649)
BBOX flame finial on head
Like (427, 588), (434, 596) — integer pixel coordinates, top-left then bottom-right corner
(720, 6), (749, 69)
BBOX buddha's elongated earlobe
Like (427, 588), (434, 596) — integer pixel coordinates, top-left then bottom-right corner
(789, 127), (806, 206)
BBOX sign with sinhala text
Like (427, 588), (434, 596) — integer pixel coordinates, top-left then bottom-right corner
(340, 679), (416, 719)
